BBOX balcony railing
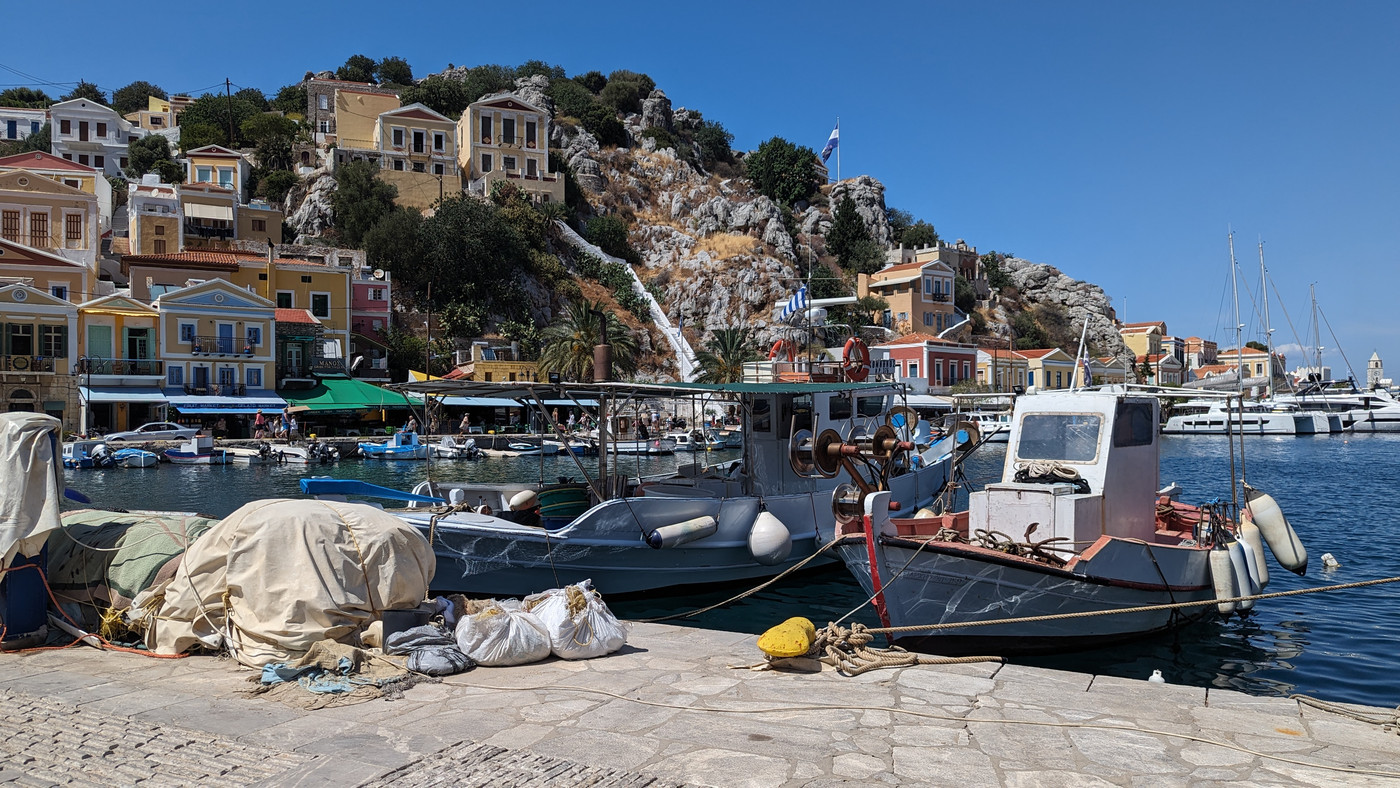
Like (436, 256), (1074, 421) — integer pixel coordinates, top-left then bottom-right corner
(190, 336), (258, 356)
(184, 225), (235, 240)
(183, 382), (246, 396)
(76, 358), (163, 375)
(0, 355), (55, 373)
(929, 293), (950, 303)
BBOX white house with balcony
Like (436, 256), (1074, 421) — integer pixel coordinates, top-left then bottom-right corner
(0, 106), (48, 144)
(457, 93), (563, 203)
(49, 98), (159, 178)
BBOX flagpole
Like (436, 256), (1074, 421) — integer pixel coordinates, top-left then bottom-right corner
(835, 117), (840, 183)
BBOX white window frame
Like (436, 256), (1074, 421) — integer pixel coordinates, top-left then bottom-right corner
(310, 291), (332, 319)
(433, 131), (445, 151)
(391, 126), (404, 148)
(502, 155), (516, 171)
(318, 120), (330, 134)
(217, 167), (235, 189)
(276, 291), (294, 309)
(909, 362), (919, 379)
(195, 166), (212, 183)
(370, 288), (384, 301)
(318, 94), (329, 111)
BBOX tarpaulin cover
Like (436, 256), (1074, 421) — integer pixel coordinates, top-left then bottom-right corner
(0, 413), (63, 569)
(131, 499), (435, 668)
(47, 510), (217, 613)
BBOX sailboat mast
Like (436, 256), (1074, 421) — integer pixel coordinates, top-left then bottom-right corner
(1229, 231), (1244, 394)
(1258, 240), (1273, 399)
(1310, 284), (1323, 374)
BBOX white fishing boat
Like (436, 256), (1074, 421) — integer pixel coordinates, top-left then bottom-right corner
(163, 435), (228, 465)
(428, 435), (479, 459)
(822, 387), (1306, 655)
(480, 441), (560, 458)
(272, 440), (341, 464)
(225, 444), (275, 465)
(304, 374), (956, 597)
(358, 431), (428, 460)
(63, 439), (114, 469)
(963, 411), (1011, 443)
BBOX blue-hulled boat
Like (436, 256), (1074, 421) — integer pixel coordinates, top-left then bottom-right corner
(358, 431), (428, 460)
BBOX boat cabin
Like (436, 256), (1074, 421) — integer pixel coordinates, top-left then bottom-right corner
(968, 391), (1160, 546)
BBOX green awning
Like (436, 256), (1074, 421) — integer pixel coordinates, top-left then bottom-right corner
(279, 377), (412, 413)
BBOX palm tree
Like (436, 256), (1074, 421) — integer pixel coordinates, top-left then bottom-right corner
(538, 298), (639, 381)
(695, 327), (762, 384)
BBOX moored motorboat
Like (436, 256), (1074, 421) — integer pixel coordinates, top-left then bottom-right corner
(226, 443), (275, 465)
(428, 435), (480, 459)
(358, 431), (428, 460)
(164, 435), (229, 465)
(822, 388), (1305, 655)
(111, 448), (159, 467)
(63, 439), (114, 469)
(273, 440), (340, 464)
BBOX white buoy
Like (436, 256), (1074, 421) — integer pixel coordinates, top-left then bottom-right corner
(1238, 518), (1270, 589)
(1209, 549), (1239, 616)
(1227, 539), (1257, 612)
(1243, 483), (1307, 575)
(748, 511), (794, 566)
(1148, 669), (1166, 684)
(1321, 552), (1341, 569)
(646, 516), (719, 549)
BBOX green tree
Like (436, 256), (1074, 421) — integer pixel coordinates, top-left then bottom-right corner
(384, 326), (454, 380)
(179, 123), (224, 152)
(826, 195), (884, 274)
(364, 206), (424, 300)
(515, 60), (565, 80)
(0, 122), (50, 156)
(178, 93), (262, 149)
(1246, 340), (1268, 352)
(254, 134), (295, 173)
(694, 327), (762, 384)
(981, 252), (1011, 290)
(0, 87), (53, 108)
(808, 262), (851, 299)
(337, 54), (377, 83)
(692, 120), (734, 165)
(234, 87), (269, 111)
(886, 208), (914, 241)
(240, 113), (298, 146)
(1012, 310), (1048, 350)
(745, 137), (820, 204)
(271, 83), (307, 117)
(125, 135), (182, 182)
(416, 195), (529, 312)
(455, 65), (516, 104)
(399, 76), (470, 119)
(599, 79), (643, 114)
(438, 300), (488, 339)
(61, 80), (106, 105)
(331, 160), (398, 247)
(901, 220), (939, 248)
(954, 274), (977, 313)
(579, 103), (627, 147)
(583, 215), (638, 265)
(110, 81), (167, 115)
(538, 298), (639, 381)
(376, 56), (413, 86)
(547, 78), (597, 119)
(574, 70), (607, 94)
(258, 169), (299, 203)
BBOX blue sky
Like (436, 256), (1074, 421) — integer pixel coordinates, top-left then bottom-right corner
(6, 2), (1396, 376)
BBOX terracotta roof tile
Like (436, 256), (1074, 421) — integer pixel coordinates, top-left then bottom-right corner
(121, 250), (263, 269)
(878, 332), (961, 346)
(275, 308), (319, 325)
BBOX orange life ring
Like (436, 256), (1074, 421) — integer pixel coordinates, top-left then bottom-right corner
(842, 337), (871, 382)
(769, 339), (796, 362)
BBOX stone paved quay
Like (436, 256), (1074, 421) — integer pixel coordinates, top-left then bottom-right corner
(1, 623), (1397, 787)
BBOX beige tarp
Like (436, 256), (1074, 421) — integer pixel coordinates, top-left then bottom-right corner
(0, 413), (64, 569)
(131, 499), (434, 668)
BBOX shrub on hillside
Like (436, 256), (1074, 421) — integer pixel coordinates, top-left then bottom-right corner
(746, 137), (820, 205)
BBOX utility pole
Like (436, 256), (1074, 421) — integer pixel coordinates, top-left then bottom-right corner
(224, 79), (235, 146)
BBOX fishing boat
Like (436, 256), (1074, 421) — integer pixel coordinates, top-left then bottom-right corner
(358, 431), (428, 460)
(111, 448), (159, 467)
(63, 439), (114, 469)
(480, 441), (561, 458)
(963, 411), (1011, 443)
(164, 435), (228, 465)
(428, 435), (479, 459)
(305, 372), (956, 597)
(272, 440), (340, 464)
(821, 387), (1306, 655)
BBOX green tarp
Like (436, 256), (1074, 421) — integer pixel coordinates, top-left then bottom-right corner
(279, 377), (412, 413)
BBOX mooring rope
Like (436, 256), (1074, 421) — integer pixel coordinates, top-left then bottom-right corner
(632, 538), (840, 623)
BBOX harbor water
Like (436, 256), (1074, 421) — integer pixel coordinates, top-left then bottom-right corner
(63, 435), (1400, 707)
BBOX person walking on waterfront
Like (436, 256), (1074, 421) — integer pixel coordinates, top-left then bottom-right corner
(458, 413), (471, 435)
(288, 415), (300, 441)
(429, 414), (440, 435)
(550, 408), (560, 431)
(253, 410), (267, 439)
(567, 411), (576, 432)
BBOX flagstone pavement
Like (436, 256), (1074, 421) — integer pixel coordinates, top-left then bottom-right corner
(0, 622), (1396, 787)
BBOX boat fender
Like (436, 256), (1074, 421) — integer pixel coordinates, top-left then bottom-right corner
(646, 516), (719, 549)
(748, 511), (794, 566)
(1238, 518), (1269, 589)
(1226, 539), (1257, 612)
(1243, 483), (1307, 575)
(757, 617), (816, 658)
(1321, 552), (1340, 569)
(1208, 549), (1239, 616)
(509, 489), (539, 512)
(913, 507), (939, 519)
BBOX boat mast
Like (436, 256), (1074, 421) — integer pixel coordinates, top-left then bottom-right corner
(1228, 229), (1245, 506)
(1309, 284), (1323, 377)
(1258, 239), (1274, 400)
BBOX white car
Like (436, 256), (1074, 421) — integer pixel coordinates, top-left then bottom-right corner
(105, 422), (200, 443)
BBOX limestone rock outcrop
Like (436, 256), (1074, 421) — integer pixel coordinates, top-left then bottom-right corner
(641, 90), (672, 132)
(999, 257), (1130, 360)
(829, 176), (892, 249)
(283, 169), (336, 241)
(510, 74), (553, 116)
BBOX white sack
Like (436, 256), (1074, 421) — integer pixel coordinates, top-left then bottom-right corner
(0, 414), (64, 569)
(131, 499), (434, 668)
(523, 579), (628, 660)
(454, 599), (551, 666)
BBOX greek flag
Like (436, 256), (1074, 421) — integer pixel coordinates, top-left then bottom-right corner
(820, 122), (839, 164)
(1080, 351), (1094, 387)
(781, 285), (808, 323)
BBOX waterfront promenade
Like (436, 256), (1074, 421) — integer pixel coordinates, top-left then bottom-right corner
(2, 622), (1397, 786)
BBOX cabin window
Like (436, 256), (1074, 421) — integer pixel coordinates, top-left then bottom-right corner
(750, 397), (772, 433)
(856, 396), (884, 418)
(1017, 414), (1101, 463)
(1113, 401), (1154, 447)
(778, 395), (812, 439)
(828, 396), (852, 421)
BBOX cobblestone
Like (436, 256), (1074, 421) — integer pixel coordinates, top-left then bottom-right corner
(364, 742), (689, 787)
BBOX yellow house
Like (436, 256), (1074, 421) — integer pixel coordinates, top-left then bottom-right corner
(123, 95), (176, 132)
(1119, 321), (1166, 358)
(862, 257), (957, 335)
(459, 93), (563, 203)
(334, 88), (402, 153)
(0, 151), (113, 231)
(976, 348), (1029, 392)
(0, 169), (101, 273)
(76, 294), (166, 432)
(459, 341), (538, 383)
(0, 236), (91, 305)
(185, 145), (251, 203)
(1091, 357), (1130, 386)
(231, 257), (351, 368)
(155, 279), (280, 412)
(373, 103), (460, 210)
(0, 282), (80, 428)
(1017, 348), (1077, 392)
(127, 178), (181, 255)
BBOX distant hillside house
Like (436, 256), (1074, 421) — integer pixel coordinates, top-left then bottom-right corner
(873, 332), (977, 394)
(337, 100), (461, 210)
(861, 257), (957, 335)
(459, 93), (562, 204)
(0, 106), (47, 144)
(305, 78), (400, 144)
(1119, 321), (1166, 358)
(49, 98), (174, 179)
(0, 151), (113, 232)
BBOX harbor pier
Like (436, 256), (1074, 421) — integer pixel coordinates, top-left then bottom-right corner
(2, 622), (1396, 786)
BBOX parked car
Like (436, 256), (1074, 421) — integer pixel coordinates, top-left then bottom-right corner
(104, 422), (200, 443)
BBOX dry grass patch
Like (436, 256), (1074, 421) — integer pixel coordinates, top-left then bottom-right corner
(697, 233), (761, 259)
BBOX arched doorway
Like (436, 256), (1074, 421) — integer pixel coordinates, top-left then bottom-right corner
(7, 388), (35, 412)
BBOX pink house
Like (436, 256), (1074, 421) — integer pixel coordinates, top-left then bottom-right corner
(875, 332), (979, 393)
(350, 268), (391, 379)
